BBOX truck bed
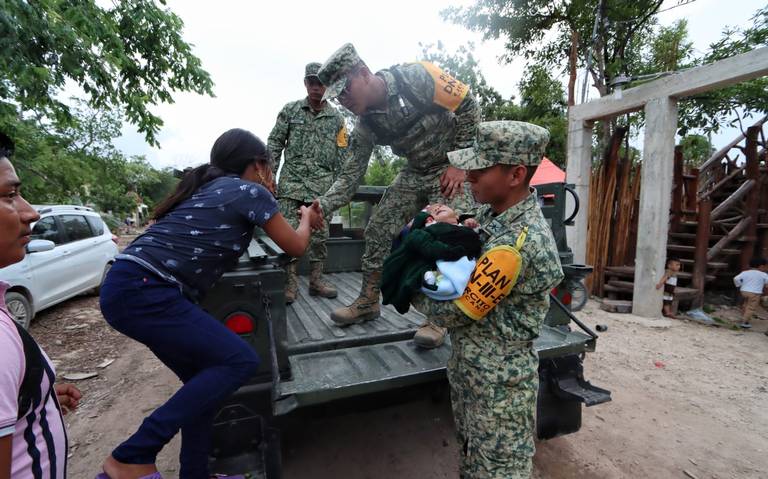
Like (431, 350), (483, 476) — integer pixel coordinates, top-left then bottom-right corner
(285, 272), (426, 355)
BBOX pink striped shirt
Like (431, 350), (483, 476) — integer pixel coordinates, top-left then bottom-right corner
(0, 281), (67, 479)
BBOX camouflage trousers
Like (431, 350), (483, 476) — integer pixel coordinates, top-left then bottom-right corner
(361, 166), (475, 273)
(278, 197), (331, 264)
(447, 348), (539, 479)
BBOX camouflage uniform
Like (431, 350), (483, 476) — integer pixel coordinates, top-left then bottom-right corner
(267, 62), (349, 265)
(412, 121), (565, 478)
(317, 44), (479, 275)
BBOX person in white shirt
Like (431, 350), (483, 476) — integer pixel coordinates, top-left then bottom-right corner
(733, 258), (768, 329)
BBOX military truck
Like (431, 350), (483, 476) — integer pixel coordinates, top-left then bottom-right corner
(201, 183), (610, 478)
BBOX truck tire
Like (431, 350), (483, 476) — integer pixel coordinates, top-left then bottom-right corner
(6, 292), (33, 329)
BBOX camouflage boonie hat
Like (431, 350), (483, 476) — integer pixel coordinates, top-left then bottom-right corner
(318, 43), (364, 101)
(448, 120), (549, 170)
(304, 62), (321, 78)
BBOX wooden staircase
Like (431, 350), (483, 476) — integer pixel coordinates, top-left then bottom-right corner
(601, 116), (768, 312)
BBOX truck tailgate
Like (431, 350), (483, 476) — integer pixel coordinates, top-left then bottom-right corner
(274, 338), (451, 415)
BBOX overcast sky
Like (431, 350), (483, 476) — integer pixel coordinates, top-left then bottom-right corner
(113, 0), (766, 169)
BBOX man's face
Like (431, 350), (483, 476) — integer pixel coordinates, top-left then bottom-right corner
(0, 158), (39, 268)
(304, 76), (326, 104)
(338, 70), (371, 115)
(466, 164), (525, 205)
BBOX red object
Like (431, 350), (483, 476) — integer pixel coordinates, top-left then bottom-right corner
(225, 313), (254, 334)
(530, 157), (566, 186)
(654, 360), (665, 369)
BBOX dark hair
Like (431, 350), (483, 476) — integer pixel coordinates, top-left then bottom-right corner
(153, 128), (272, 219)
(0, 132), (14, 159)
(667, 258), (680, 265)
(749, 258), (767, 268)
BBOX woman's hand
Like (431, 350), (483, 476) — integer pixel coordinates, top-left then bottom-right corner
(299, 200), (324, 231)
(54, 383), (82, 415)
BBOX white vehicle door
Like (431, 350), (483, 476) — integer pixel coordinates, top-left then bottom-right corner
(26, 216), (72, 308)
(58, 214), (103, 294)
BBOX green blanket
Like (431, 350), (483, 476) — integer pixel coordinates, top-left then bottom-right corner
(381, 212), (482, 314)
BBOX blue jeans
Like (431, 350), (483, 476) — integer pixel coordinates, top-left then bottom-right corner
(100, 260), (260, 479)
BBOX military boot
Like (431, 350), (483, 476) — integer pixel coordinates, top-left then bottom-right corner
(413, 322), (447, 349)
(330, 271), (381, 326)
(284, 262), (298, 305)
(309, 262), (337, 298)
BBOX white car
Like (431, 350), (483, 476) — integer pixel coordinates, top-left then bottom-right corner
(0, 205), (119, 328)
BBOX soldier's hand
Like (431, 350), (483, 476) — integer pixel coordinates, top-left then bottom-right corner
(300, 201), (324, 231)
(440, 166), (466, 200)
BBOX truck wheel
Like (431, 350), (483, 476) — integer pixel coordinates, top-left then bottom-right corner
(570, 280), (588, 312)
(6, 292), (33, 329)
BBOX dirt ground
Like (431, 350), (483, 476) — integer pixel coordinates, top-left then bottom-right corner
(29, 266), (768, 478)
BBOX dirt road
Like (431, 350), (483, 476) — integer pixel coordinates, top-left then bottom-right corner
(30, 294), (768, 479)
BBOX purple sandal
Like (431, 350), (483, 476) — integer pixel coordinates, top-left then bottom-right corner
(95, 473), (163, 479)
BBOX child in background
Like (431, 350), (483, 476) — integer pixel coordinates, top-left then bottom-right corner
(656, 258), (681, 318)
(733, 258), (768, 329)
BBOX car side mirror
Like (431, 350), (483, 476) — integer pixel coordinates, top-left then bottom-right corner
(26, 239), (55, 253)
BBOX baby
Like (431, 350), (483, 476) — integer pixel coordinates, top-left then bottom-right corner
(382, 204), (482, 314)
(423, 204), (478, 228)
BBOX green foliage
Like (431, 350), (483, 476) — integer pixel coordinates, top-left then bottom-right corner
(678, 134), (713, 167)
(679, 6), (768, 135)
(3, 100), (176, 215)
(442, 0), (665, 97)
(0, 0), (214, 145)
(365, 147), (406, 186)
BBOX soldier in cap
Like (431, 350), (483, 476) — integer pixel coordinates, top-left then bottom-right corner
(268, 62), (350, 303)
(316, 43), (480, 348)
(412, 121), (565, 478)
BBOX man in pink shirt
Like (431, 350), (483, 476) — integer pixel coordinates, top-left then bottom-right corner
(0, 136), (82, 479)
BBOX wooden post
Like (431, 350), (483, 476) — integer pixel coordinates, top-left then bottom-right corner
(671, 146), (684, 232)
(632, 97), (678, 318)
(692, 198), (712, 309)
(740, 125), (761, 269)
(688, 168), (699, 213)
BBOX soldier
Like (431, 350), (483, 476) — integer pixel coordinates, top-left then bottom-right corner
(268, 62), (349, 303)
(316, 43), (480, 348)
(411, 121), (564, 478)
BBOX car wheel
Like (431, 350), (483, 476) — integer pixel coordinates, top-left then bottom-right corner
(92, 262), (112, 296)
(5, 292), (33, 329)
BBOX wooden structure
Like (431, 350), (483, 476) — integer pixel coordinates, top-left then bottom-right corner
(566, 47), (768, 317)
(593, 116), (768, 312)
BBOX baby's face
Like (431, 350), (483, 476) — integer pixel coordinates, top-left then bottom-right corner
(426, 204), (459, 225)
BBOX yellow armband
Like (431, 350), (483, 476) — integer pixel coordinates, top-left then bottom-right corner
(454, 228), (528, 320)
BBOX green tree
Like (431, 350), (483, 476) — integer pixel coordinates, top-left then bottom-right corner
(365, 147), (406, 186)
(0, 0), (214, 145)
(679, 6), (768, 135)
(442, 0), (665, 103)
(678, 134), (713, 167)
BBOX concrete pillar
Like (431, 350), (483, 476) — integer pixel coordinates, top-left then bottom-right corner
(632, 97), (678, 317)
(565, 116), (593, 264)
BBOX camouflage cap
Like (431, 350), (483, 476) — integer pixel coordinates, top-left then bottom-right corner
(318, 43), (363, 101)
(304, 62), (322, 78)
(448, 120), (549, 170)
